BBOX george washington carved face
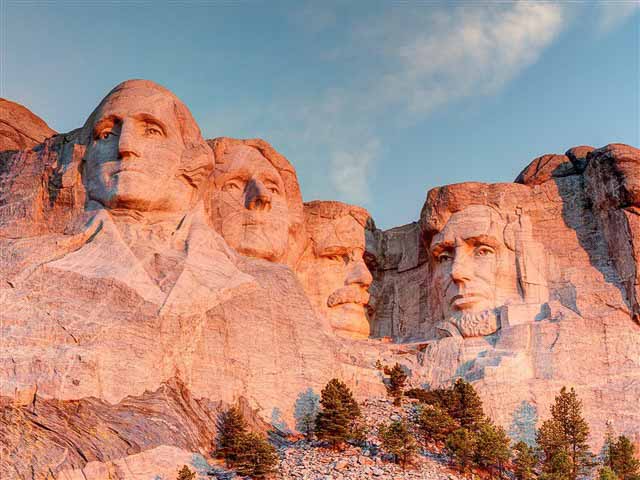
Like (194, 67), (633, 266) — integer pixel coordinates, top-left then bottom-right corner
(297, 201), (373, 339)
(82, 81), (209, 213)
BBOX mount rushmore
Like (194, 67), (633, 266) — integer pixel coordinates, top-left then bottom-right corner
(1, 80), (638, 478)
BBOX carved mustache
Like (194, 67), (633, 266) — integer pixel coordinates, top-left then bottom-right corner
(327, 285), (370, 307)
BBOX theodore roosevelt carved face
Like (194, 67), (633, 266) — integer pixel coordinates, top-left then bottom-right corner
(430, 205), (519, 337)
(82, 80), (210, 214)
(297, 201), (373, 339)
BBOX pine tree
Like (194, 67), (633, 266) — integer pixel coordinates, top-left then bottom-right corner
(216, 406), (248, 466)
(513, 441), (537, 480)
(176, 465), (196, 480)
(315, 378), (361, 449)
(537, 387), (593, 480)
(234, 432), (279, 479)
(607, 435), (640, 480)
(446, 428), (478, 472)
(294, 388), (320, 441)
(449, 378), (485, 430)
(474, 421), (511, 478)
(599, 466), (620, 480)
(415, 403), (458, 446)
(378, 419), (418, 469)
(383, 363), (408, 406)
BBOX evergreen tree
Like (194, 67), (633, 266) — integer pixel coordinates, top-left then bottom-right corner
(446, 428), (478, 472)
(415, 403), (458, 446)
(607, 435), (640, 480)
(294, 388), (320, 441)
(234, 432), (279, 479)
(315, 378), (361, 449)
(383, 363), (408, 406)
(449, 379), (485, 430)
(378, 419), (418, 469)
(176, 465), (196, 480)
(513, 441), (538, 480)
(537, 387), (593, 480)
(599, 466), (620, 480)
(215, 406), (248, 466)
(540, 451), (573, 480)
(474, 421), (511, 478)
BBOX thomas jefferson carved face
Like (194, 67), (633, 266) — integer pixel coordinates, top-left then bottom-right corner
(209, 145), (290, 262)
(83, 86), (193, 213)
(430, 205), (519, 336)
(297, 202), (373, 339)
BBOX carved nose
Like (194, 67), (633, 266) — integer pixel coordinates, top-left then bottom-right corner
(450, 252), (473, 284)
(118, 122), (140, 159)
(245, 179), (272, 212)
(346, 261), (373, 287)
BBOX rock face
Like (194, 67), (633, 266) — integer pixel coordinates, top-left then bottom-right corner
(0, 98), (56, 151)
(1, 80), (639, 478)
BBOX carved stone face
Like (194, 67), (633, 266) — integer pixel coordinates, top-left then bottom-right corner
(83, 87), (192, 212)
(430, 205), (518, 322)
(210, 145), (290, 262)
(298, 204), (373, 338)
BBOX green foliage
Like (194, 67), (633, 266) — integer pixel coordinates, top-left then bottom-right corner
(315, 378), (362, 449)
(474, 421), (511, 477)
(537, 387), (593, 480)
(599, 466), (621, 480)
(406, 386), (456, 409)
(415, 404), (458, 445)
(382, 363), (408, 406)
(294, 388), (320, 441)
(606, 435), (640, 480)
(234, 432), (279, 479)
(450, 378), (485, 430)
(216, 406), (248, 466)
(176, 465), (196, 480)
(539, 451), (573, 480)
(446, 428), (478, 472)
(378, 418), (418, 469)
(513, 440), (538, 480)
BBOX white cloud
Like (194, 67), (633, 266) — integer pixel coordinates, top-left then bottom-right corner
(236, 2), (569, 206)
(363, 2), (565, 113)
(329, 140), (380, 204)
(596, 0), (639, 33)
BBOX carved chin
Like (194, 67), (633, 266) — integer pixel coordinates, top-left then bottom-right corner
(438, 309), (500, 338)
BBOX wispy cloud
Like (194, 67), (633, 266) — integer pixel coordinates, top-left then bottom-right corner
(596, 0), (639, 33)
(299, 2), (566, 204)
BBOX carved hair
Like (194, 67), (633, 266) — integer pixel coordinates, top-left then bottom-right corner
(304, 200), (371, 230)
(79, 79), (213, 190)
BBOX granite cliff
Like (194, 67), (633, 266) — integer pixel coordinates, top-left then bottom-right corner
(1, 83), (638, 479)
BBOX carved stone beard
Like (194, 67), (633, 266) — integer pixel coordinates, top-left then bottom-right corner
(437, 308), (500, 338)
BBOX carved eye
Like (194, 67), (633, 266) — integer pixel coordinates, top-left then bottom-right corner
(475, 246), (495, 257)
(222, 181), (242, 193)
(436, 252), (453, 263)
(98, 130), (114, 140)
(144, 125), (163, 137)
(325, 254), (345, 263)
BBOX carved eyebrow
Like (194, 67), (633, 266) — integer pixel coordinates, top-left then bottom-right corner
(430, 240), (454, 255)
(463, 235), (501, 248)
(92, 115), (119, 135)
(318, 245), (350, 257)
(132, 113), (167, 135)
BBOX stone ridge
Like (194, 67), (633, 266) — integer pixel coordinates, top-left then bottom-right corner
(0, 98), (56, 151)
(0, 84), (639, 479)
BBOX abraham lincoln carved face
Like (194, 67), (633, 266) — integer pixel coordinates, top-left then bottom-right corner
(430, 205), (519, 337)
(209, 144), (291, 262)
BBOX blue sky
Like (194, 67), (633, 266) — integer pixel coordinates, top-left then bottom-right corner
(1, 1), (638, 229)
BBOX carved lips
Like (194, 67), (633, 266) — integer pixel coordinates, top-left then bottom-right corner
(327, 284), (370, 308)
